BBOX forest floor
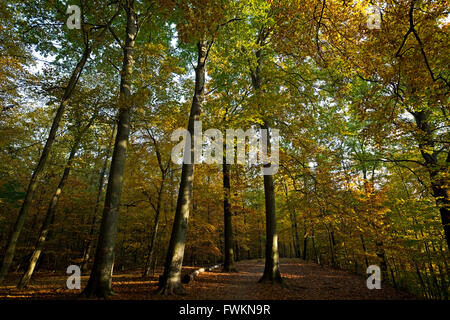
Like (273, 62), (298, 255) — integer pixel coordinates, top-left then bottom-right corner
(0, 258), (414, 300)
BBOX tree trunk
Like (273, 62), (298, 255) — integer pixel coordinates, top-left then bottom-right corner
(249, 34), (282, 283)
(222, 149), (236, 272)
(375, 240), (388, 282)
(0, 43), (92, 285)
(259, 166), (282, 283)
(81, 2), (136, 298)
(311, 228), (320, 264)
(282, 182), (300, 258)
(157, 40), (207, 295)
(258, 124), (282, 279)
(80, 125), (116, 274)
(302, 234), (308, 260)
(326, 225), (337, 268)
(360, 234), (369, 269)
(413, 110), (450, 250)
(143, 179), (164, 277)
(143, 130), (168, 277)
(234, 241), (240, 261)
(17, 116), (95, 288)
(414, 261), (428, 298)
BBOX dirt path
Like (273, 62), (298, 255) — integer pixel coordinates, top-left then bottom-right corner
(0, 259), (414, 300)
(165, 259), (413, 300)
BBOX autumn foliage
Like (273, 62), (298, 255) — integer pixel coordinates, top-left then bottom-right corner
(0, 0), (448, 299)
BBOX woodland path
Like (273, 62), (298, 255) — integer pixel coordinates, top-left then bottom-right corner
(0, 259), (414, 300)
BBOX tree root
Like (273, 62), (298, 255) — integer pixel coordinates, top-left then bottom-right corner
(258, 273), (284, 286)
(155, 282), (187, 296)
(79, 282), (115, 299)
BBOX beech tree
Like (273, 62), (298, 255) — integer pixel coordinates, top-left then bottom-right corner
(81, 0), (141, 298)
(17, 108), (98, 288)
(157, 0), (239, 295)
(0, 0), (448, 300)
(0, 0), (107, 284)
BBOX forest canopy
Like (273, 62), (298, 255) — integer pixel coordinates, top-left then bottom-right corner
(0, 0), (448, 300)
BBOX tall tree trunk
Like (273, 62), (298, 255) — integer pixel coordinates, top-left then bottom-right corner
(81, 2), (136, 298)
(143, 178), (164, 277)
(282, 182), (300, 258)
(143, 130), (168, 277)
(223, 148), (236, 272)
(311, 228), (320, 264)
(259, 163), (282, 283)
(250, 38), (282, 283)
(388, 257), (398, 289)
(414, 261), (429, 298)
(0, 43), (92, 285)
(258, 122), (282, 282)
(302, 233), (308, 260)
(326, 224), (337, 268)
(413, 110), (450, 250)
(375, 240), (388, 282)
(17, 116), (95, 288)
(360, 234), (369, 269)
(234, 241), (240, 261)
(157, 40), (207, 295)
(80, 124), (116, 274)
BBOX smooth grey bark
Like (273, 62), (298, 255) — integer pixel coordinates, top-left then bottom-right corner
(80, 124), (116, 274)
(157, 40), (207, 295)
(17, 115), (96, 288)
(259, 147), (282, 284)
(249, 31), (282, 284)
(81, 1), (137, 298)
(0, 42), (92, 285)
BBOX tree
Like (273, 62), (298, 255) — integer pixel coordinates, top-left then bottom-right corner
(81, 0), (141, 298)
(142, 129), (171, 277)
(271, 0), (450, 250)
(157, 39), (209, 295)
(248, 15), (283, 284)
(0, 0), (104, 284)
(17, 110), (97, 288)
(157, 0), (237, 295)
(222, 144), (236, 272)
(80, 123), (116, 274)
